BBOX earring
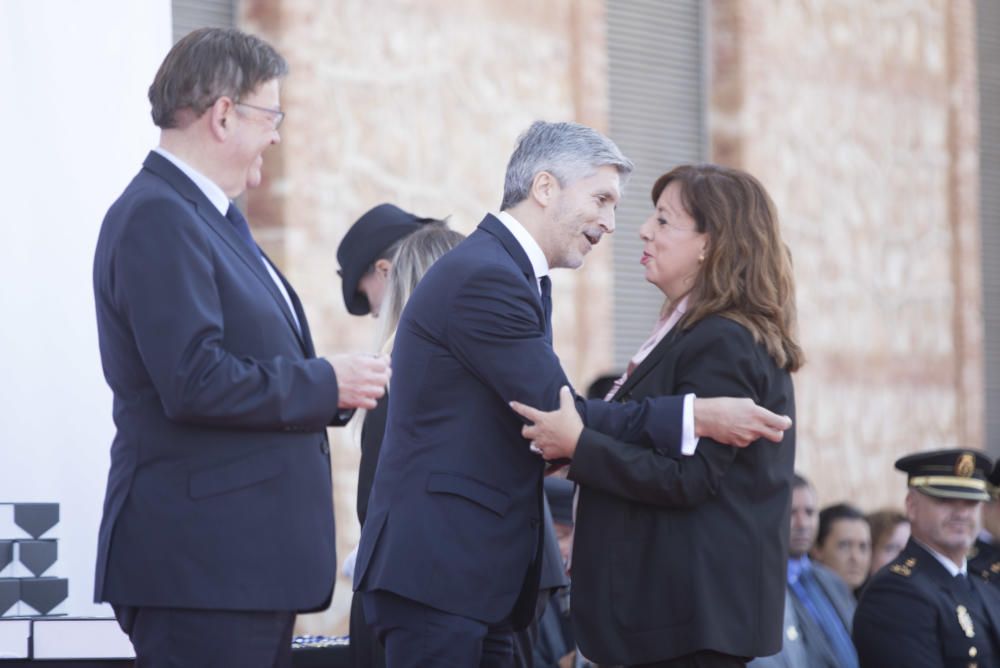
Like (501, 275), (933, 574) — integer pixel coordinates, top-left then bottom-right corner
(698, 253), (705, 262)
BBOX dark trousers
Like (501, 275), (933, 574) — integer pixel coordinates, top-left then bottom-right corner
(350, 590), (385, 668)
(360, 589), (514, 668)
(630, 651), (748, 668)
(113, 604), (295, 668)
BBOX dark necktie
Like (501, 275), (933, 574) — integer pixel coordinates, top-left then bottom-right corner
(539, 275), (553, 344)
(790, 569), (859, 668)
(225, 204), (259, 255)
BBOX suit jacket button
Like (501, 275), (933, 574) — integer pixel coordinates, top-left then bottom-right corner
(320, 440), (330, 455)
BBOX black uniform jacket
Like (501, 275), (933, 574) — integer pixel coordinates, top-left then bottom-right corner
(854, 538), (1000, 668)
(969, 538), (1000, 589)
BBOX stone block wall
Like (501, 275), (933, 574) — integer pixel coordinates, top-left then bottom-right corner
(710, 0), (982, 511)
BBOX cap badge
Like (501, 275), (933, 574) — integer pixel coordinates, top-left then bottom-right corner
(956, 453), (976, 478)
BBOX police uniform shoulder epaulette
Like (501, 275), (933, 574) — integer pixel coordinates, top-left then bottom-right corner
(889, 556), (918, 577)
(980, 559), (1000, 582)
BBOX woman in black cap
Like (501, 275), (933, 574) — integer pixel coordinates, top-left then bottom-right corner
(336, 203), (441, 317)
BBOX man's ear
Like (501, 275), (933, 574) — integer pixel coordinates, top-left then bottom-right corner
(208, 96), (234, 140)
(530, 171), (560, 208)
(374, 258), (392, 277)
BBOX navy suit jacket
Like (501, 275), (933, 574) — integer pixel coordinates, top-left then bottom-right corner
(93, 151), (343, 611)
(353, 214), (684, 628)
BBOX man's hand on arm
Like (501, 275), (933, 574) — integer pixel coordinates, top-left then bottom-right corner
(510, 386), (582, 461)
(329, 353), (391, 410)
(693, 397), (791, 447)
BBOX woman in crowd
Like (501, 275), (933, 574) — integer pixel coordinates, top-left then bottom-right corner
(865, 509), (910, 577)
(512, 164), (801, 667)
(349, 221), (465, 668)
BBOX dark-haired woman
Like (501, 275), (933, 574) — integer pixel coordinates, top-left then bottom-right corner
(513, 164), (801, 667)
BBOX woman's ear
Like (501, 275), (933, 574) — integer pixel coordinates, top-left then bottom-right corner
(374, 258), (392, 277)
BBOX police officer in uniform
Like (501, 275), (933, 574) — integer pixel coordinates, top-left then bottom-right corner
(854, 449), (1000, 667)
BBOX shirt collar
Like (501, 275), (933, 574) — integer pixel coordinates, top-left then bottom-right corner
(153, 146), (230, 216)
(494, 211), (550, 284)
(914, 538), (967, 577)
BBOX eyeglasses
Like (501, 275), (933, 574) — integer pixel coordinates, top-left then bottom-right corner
(234, 101), (285, 130)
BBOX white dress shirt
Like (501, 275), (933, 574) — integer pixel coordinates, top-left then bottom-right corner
(914, 538), (968, 576)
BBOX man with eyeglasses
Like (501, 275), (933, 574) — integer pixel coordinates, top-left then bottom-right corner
(92, 27), (389, 667)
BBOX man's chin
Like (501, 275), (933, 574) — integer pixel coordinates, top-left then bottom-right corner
(245, 170), (263, 190)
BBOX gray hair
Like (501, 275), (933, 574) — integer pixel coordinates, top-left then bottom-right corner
(500, 121), (634, 210)
(374, 222), (466, 351)
(149, 28), (288, 129)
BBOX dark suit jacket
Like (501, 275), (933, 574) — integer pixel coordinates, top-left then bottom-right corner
(353, 215), (684, 629)
(788, 562), (856, 668)
(854, 538), (1000, 667)
(92, 151), (342, 611)
(567, 315), (796, 664)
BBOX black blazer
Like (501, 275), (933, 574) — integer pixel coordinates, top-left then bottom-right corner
(854, 538), (1000, 667)
(353, 215), (686, 628)
(568, 314), (796, 664)
(357, 395), (389, 527)
(92, 152), (343, 611)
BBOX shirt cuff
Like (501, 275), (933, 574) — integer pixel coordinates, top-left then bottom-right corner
(681, 393), (699, 456)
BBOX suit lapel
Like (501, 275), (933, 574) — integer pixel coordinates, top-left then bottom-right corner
(911, 539), (1000, 650)
(787, 590), (840, 668)
(812, 566), (856, 631)
(260, 251), (310, 355)
(478, 214), (539, 284)
(143, 152), (307, 353)
(971, 576), (1000, 645)
(477, 214), (545, 314)
(611, 324), (685, 401)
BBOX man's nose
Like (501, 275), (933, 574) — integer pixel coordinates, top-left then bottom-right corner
(602, 210), (616, 234)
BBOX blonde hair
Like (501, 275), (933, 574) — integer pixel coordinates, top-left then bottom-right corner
(350, 222), (464, 434)
(651, 164), (803, 372)
(373, 222), (466, 354)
